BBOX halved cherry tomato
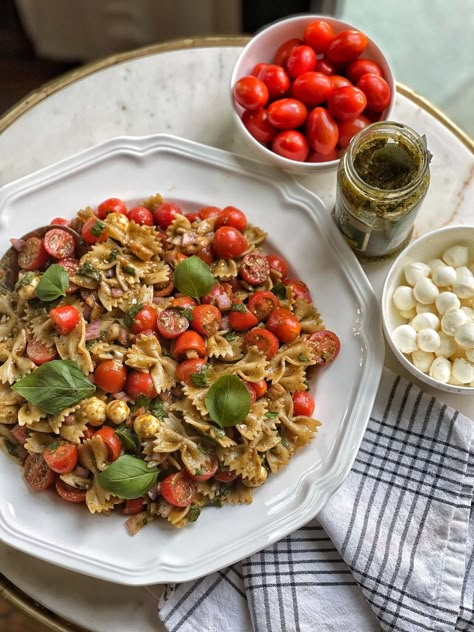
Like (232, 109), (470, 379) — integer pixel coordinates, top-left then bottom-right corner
(212, 227), (248, 259)
(284, 278), (312, 302)
(243, 380), (257, 404)
(94, 427), (122, 461)
(266, 307), (301, 343)
(44, 228), (76, 259)
(26, 340), (58, 365)
(346, 58), (383, 84)
(243, 328), (279, 359)
(153, 202), (183, 229)
(186, 454), (219, 481)
(306, 330), (341, 365)
(327, 86), (367, 121)
(357, 73), (391, 112)
(24, 453), (56, 492)
(201, 283), (233, 311)
(303, 19), (334, 53)
(267, 98), (308, 130)
(286, 45), (317, 78)
(50, 305), (80, 335)
(160, 471), (196, 507)
(185, 211), (200, 223)
(123, 498), (145, 515)
(172, 331), (206, 360)
(256, 64), (290, 100)
(198, 206), (222, 220)
(242, 109), (277, 144)
(248, 290), (279, 321)
(55, 478), (87, 503)
(291, 71), (333, 107)
(191, 304), (222, 337)
(50, 217), (70, 226)
(292, 390), (315, 416)
(130, 305), (157, 334)
(337, 114), (371, 149)
(176, 358), (207, 386)
(171, 296), (198, 310)
(17, 237), (49, 270)
(127, 206), (154, 226)
(233, 76), (269, 111)
(97, 197), (127, 219)
(326, 29), (368, 64)
(94, 360), (127, 393)
(81, 216), (107, 244)
(274, 38), (302, 67)
(272, 130), (309, 162)
(156, 308), (189, 339)
(229, 305), (258, 331)
(240, 253), (270, 286)
(251, 379), (268, 399)
(215, 206), (247, 232)
(214, 469), (238, 483)
(43, 441), (78, 474)
(125, 371), (157, 399)
(306, 107), (339, 154)
(56, 257), (80, 294)
(266, 254), (289, 280)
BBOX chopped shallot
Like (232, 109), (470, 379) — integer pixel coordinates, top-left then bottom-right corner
(85, 320), (101, 340)
(9, 238), (25, 251)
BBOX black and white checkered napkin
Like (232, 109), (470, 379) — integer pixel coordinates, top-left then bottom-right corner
(158, 369), (474, 632)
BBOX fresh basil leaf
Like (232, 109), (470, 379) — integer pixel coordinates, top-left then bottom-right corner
(97, 455), (158, 499)
(174, 256), (215, 300)
(190, 365), (210, 388)
(115, 424), (140, 455)
(148, 399), (166, 420)
(124, 303), (144, 328)
(272, 282), (287, 300)
(77, 262), (102, 283)
(205, 374), (251, 428)
(188, 504), (201, 522)
(12, 360), (95, 415)
(91, 219), (105, 237)
(34, 264), (68, 301)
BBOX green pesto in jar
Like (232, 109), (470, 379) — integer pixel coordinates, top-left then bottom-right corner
(333, 122), (431, 259)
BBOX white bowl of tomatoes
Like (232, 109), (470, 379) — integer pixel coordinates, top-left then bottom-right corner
(230, 14), (395, 173)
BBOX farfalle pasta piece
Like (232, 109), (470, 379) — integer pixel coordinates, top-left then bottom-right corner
(268, 339), (315, 383)
(236, 399), (269, 441)
(212, 347), (269, 383)
(182, 383), (209, 416)
(170, 399), (236, 448)
(127, 222), (163, 261)
(244, 224), (267, 245)
(0, 382), (23, 406)
(211, 259), (238, 280)
(281, 415), (321, 450)
(0, 294), (18, 340)
(140, 192), (163, 210)
(142, 260), (171, 286)
(24, 431), (55, 454)
(126, 334), (177, 394)
(78, 435), (110, 474)
(0, 329), (35, 384)
(60, 417), (89, 444)
(104, 212), (130, 244)
(221, 482), (253, 505)
(49, 401), (84, 434)
(218, 442), (263, 482)
(166, 215), (193, 245)
(18, 402), (47, 427)
(0, 405), (18, 425)
(265, 442), (293, 474)
(55, 313), (94, 375)
(278, 365), (307, 392)
(60, 471), (91, 491)
(194, 480), (222, 501)
(85, 478), (122, 514)
(88, 340), (127, 362)
(207, 332), (244, 360)
(292, 298), (323, 333)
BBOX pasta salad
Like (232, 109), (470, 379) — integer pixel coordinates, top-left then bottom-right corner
(0, 195), (340, 533)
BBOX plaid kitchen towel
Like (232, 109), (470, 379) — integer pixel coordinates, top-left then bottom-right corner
(158, 369), (474, 632)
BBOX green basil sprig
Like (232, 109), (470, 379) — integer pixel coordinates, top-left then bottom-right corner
(115, 424), (140, 455)
(97, 455), (158, 499)
(34, 264), (69, 301)
(174, 256), (215, 300)
(205, 374), (251, 428)
(12, 360), (95, 415)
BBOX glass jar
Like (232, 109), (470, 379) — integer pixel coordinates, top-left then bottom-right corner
(333, 122), (431, 260)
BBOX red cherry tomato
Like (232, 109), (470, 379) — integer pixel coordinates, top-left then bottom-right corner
(292, 391), (315, 416)
(233, 76), (269, 111)
(242, 109), (277, 144)
(172, 331), (206, 360)
(229, 305), (259, 331)
(251, 62), (268, 76)
(43, 228), (75, 259)
(130, 305), (157, 334)
(125, 371), (157, 399)
(153, 202), (183, 229)
(306, 330), (341, 365)
(274, 38), (303, 67)
(214, 469), (238, 483)
(56, 257), (80, 294)
(156, 308), (189, 339)
(127, 206), (154, 226)
(266, 307), (301, 343)
(94, 427), (122, 461)
(26, 340), (58, 365)
(201, 282), (233, 312)
(267, 98), (307, 130)
(303, 19), (334, 53)
(55, 478), (86, 503)
(291, 71), (334, 107)
(215, 206), (247, 232)
(286, 45), (317, 78)
(17, 237), (48, 270)
(306, 107), (339, 155)
(24, 453), (56, 492)
(315, 58), (336, 76)
(266, 254), (289, 280)
(81, 216), (107, 244)
(43, 441), (78, 474)
(154, 279), (175, 297)
(284, 278), (312, 302)
(256, 64), (290, 100)
(308, 147), (339, 162)
(49, 305), (80, 335)
(97, 197), (127, 219)
(123, 498), (146, 515)
(272, 130), (309, 162)
(94, 360), (127, 393)
(213, 226), (248, 259)
(346, 59), (384, 84)
(191, 304), (222, 336)
(326, 30), (368, 64)
(251, 379), (268, 399)
(186, 454), (219, 481)
(327, 86), (367, 121)
(171, 296), (198, 310)
(176, 358), (207, 386)
(248, 290), (279, 321)
(160, 471), (196, 507)
(240, 253), (270, 285)
(331, 75), (353, 90)
(337, 115), (371, 149)
(243, 328), (279, 359)
(50, 217), (70, 226)
(198, 206), (222, 220)
(243, 380), (257, 404)
(357, 73), (391, 112)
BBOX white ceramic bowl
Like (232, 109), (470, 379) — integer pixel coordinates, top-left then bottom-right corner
(230, 14), (395, 174)
(382, 225), (474, 394)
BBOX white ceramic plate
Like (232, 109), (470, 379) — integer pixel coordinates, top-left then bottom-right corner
(0, 134), (384, 585)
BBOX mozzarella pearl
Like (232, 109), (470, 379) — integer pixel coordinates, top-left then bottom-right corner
(414, 277), (439, 304)
(435, 291), (461, 315)
(79, 397), (107, 427)
(466, 348), (474, 362)
(461, 307), (474, 322)
(452, 358), (474, 384)
(393, 286), (416, 311)
(133, 413), (160, 439)
(429, 356), (451, 383)
(403, 261), (430, 286)
(435, 332), (456, 358)
(441, 309), (468, 336)
(412, 350), (434, 373)
(416, 303), (436, 314)
(400, 308), (417, 320)
(428, 258), (445, 272)
(442, 244), (469, 267)
(105, 400), (131, 425)
(392, 324), (418, 353)
(417, 328), (440, 352)
(411, 312), (440, 332)
(432, 265), (456, 287)
(453, 266), (474, 299)
(454, 321), (474, 348)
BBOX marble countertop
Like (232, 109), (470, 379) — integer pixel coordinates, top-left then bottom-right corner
(0, 40), (473, 632)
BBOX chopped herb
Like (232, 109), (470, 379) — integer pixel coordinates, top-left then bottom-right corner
(131, 394), (166, 420)
(280, 437), (289, 448)
(224, 332), (236, 342)
(230, 303), (247, 313)
(298, 353), (310, 362)
(190, 366), (210, 388)
(77, 262), (102, 283)
(108, 248), (119, 262)
(47, 440), (61, 451)
(209, 498), (223, 507)
(123, 265), (136, 276)
(178, 307), (194, 321)
(194, 469), (203, 477)
(91, 220), (106, 238)
(266, 412), (278, 419)
(188, 504), (201, 522)
(213, 428), (226, 438)
(124, 303), (144, 328)
(115, 424), (140, 455)
(272, 282), (287, 300)
(15, 272), (35, 290)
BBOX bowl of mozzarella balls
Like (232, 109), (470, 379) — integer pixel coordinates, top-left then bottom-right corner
(382, 225), (474, 394)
